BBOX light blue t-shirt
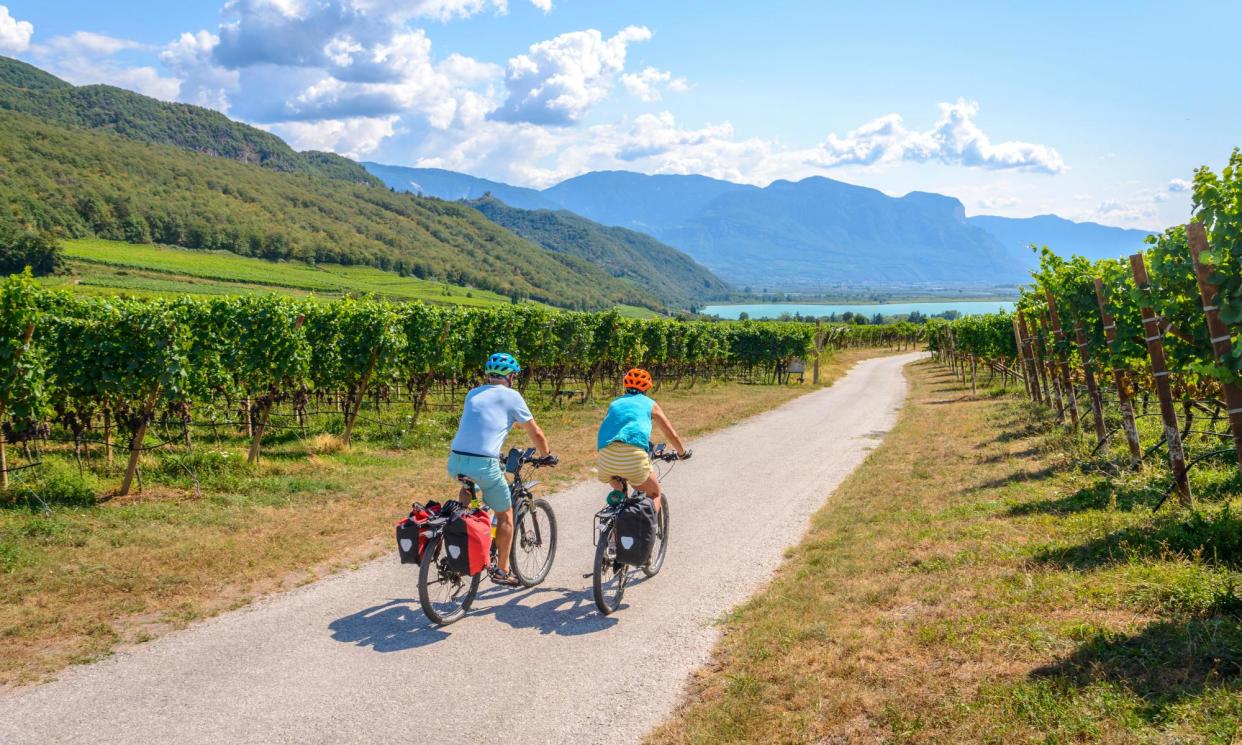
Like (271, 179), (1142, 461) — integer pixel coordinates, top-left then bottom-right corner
(596, 392), (654, 450)
(450, 385), (534, 458)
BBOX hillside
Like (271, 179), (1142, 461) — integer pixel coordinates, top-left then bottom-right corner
(464, 196), (729, 308)
(0, 109), (661, 311)
(967, 214), (1155, 269)
(0, 56), (379, 187)
(542, 171), (758, 235)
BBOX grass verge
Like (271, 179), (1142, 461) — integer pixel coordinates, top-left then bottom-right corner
(0, 348), (891, 688)
(647, 360), (1241, 744)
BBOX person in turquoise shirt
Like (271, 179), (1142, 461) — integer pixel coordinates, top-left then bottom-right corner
(448, 352), (552, 587)
(595, 368), (689, 513)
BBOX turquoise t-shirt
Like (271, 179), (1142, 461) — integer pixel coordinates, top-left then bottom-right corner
(596, 392), (654, 450)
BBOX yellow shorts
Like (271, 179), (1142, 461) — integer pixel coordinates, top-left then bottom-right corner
(596, 442), (652, 485)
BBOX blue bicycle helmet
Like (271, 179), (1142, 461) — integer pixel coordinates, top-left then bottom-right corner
(484, 352), (521, 377)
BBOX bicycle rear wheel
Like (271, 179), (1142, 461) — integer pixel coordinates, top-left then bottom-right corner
(642, 494), (670, 577)
(510, 498), (557, 587)
(418, 534), (482, 625)
(592, 524), (628, 615)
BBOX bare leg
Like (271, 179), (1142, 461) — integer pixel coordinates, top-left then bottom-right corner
(494, 508), (515, 573)
(634, 473), (661, 512)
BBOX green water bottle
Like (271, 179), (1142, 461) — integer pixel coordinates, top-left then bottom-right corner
(606, 489), (626, 506)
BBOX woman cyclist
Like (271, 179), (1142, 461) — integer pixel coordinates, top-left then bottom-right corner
(595, 368), (689, 512)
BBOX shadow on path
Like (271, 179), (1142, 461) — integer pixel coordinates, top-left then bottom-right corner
(328, 599), (450, 652)
(328, 583), (626, 653)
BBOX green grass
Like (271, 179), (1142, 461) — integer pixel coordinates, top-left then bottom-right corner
(51, 239), (545, 307)
(648, 362), (1242, 744)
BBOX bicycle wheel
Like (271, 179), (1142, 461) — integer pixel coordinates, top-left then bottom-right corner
(510, 498), (557, 587)
(418, 534), (482, 625)
(592, 523), (628, 615)
(642, 494), (670, 577)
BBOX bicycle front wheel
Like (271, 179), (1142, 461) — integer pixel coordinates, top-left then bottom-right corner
(642, 494), (670, 577)
(510, 498), (557, 587)
(592, 523), (628, 615)
(418, 534), (482, 625)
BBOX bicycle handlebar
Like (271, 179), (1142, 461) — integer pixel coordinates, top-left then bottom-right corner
(650, 444), (691, 462)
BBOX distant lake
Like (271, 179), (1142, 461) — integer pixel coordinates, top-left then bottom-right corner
(704, 300), (1015, 320)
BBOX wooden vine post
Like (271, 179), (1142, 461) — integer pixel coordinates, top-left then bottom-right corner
(118, 383), (162, 497)
(1043, 297), (1081, 430)
(1186, 222), (1242, 467)
(1037, 316), (1065, 422)
(1094, 278), (1143, 468)
(1021, 314), (1050, 406)
(247, 313), (305, 465)
(1073, 322), (1108, 443)
(341, 346), (380, 447)
(1130, 253), (1192, 505)
(0, 323), (35, 489)
(1011, 316), (1037, 403)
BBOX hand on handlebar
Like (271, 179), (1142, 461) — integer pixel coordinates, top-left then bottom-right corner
(531, 454), (559, 467)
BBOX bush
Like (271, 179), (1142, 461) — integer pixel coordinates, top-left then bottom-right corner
(0, 223), (65, 276)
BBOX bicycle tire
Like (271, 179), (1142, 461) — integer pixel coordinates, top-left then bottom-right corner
(642, 495), (670, 577)
(592, 523), (628, 615)
(510, 498), (557, 587)
(418, 534), (481, 625)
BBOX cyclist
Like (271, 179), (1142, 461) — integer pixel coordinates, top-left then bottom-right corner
(595, 368), (688, 513)
(448, 352), (551, 587)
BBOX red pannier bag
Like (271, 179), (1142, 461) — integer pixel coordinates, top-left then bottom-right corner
(443, 509), (492, 576)
(395, 501), (441, 565)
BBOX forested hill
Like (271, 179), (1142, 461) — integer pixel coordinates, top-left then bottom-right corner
(465, 196), (730, 308)
(0, 56), (379, 187)
(0, 109), (662, 311)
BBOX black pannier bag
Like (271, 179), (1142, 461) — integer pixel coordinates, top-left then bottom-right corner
(614, 497), (657, 565)
(395, 501), (441, 565)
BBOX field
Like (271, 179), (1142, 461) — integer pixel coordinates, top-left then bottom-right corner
(44, 239), (540, 307)
(649, 361), (1241, 744)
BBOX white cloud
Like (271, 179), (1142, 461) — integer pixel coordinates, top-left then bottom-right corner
(270, 114), (401, 158)
(0, 5), (33, 53)
(808, 100), (1066, 174)
(1166, 178), (1191, 193)
(621, 66), (688, 102)
(491, 26), (652, 125)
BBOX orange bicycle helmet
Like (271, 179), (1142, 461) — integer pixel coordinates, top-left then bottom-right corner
(623, 368), (653, 393)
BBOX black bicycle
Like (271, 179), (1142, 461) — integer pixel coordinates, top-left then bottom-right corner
(417, 448), (558, 625)
(591, 444), (689, 615)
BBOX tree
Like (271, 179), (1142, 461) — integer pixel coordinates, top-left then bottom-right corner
(0, 223), (65, 277)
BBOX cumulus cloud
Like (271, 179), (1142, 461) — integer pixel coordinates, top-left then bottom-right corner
(0, 5), (33, 53)
(270, 114), (400, 158)
(491, 26), (652, 125)
(1166, 178), (1191, 193)
(808, 99), (1066, 174)
(621, 66), (688, 102)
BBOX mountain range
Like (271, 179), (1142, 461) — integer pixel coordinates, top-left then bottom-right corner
(365, 164), (1156, 287)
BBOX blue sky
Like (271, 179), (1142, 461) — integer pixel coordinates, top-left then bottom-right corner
(2, 0), (1239, 229)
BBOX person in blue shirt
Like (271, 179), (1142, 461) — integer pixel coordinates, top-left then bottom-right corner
(596, 368), (688, 514)
(448, 352), (551, 587)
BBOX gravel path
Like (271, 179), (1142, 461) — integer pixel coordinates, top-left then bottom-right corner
(0, 352), (922, 745)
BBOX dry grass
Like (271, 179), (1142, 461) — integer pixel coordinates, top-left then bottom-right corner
(0, 348), (892, 688)
(647, 360), (1242, 744)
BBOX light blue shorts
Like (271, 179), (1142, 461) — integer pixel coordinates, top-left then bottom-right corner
(446, 452), (511, 512)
